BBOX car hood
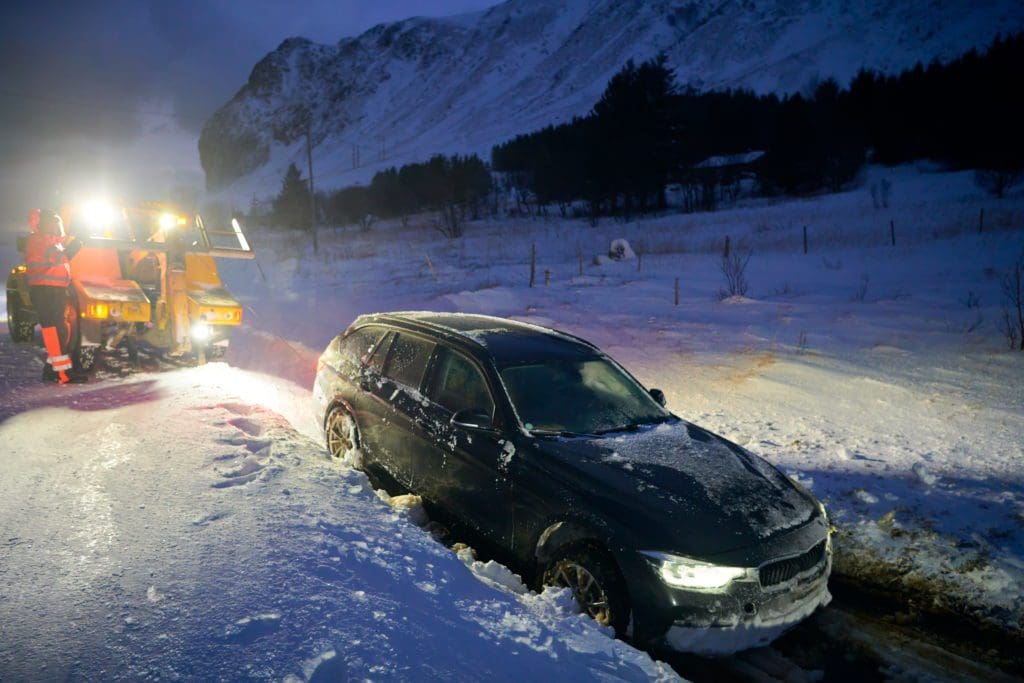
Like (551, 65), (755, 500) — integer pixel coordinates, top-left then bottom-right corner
(530, 419), (818, 557)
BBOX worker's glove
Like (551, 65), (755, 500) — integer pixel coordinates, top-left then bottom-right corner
(65, 235), (83, 260)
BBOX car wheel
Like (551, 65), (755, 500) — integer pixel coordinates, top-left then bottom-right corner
(325, 408), (360, 464)
(543, 545), (631, 637)
(7, 296), (35, 343)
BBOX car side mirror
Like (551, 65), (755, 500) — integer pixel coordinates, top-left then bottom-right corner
(451, 409), (495, 432)
(649, 388), (667, 407)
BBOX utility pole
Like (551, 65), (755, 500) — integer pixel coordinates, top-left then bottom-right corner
(305, 112), (318, 253)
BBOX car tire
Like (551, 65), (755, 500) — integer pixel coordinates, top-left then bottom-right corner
(7, 295), (34, 343)
(542, 544), (631, 637)
(325, 407), (361, 465)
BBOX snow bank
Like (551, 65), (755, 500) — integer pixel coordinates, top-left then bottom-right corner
(0, 365), (677, 681)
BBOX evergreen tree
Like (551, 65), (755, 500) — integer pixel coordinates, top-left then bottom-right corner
(273, 163), (311, 230)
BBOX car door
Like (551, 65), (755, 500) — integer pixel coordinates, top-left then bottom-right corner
(419, 346), (512, 548)
(373, 331), (437, 489)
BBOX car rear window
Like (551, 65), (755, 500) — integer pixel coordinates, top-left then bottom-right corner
(427, 348), (494, 417)
(384, 333), (435, 390)
(338, 326), (387, 373)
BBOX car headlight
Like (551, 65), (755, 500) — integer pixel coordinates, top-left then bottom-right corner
(640, 551), (749, 590)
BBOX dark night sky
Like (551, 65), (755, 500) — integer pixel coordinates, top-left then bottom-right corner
(0, 0), (497, 217)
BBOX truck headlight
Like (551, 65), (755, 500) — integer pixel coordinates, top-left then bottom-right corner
(640, 551), (748, 590)
(191, 323), (212, 341)
(82, 200), (115, 226)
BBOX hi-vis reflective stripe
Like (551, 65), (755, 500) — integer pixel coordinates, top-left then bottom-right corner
(49, 354), (73, 371)
(26, 274), (71, 286)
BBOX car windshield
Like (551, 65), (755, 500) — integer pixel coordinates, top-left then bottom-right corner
(499, 357), (669, 435)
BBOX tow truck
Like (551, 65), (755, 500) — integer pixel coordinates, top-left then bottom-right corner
(6, 201), (255, 368)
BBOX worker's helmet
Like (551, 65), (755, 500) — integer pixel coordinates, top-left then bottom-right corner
(28, 208), (40, 233)
(38, 210), (65, 237)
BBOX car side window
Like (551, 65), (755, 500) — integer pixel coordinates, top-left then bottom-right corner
(338, 326), (387, 373)
(364, 331), (392, 374)
(383, 333), (435, 390)
(428, 348), (495, 418)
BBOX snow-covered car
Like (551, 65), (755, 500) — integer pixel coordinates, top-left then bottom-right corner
(313, 312), (832, 654)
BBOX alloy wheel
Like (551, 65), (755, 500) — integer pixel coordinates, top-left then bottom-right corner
(326, 410), (356, 458)
(547, 559), (612, 626)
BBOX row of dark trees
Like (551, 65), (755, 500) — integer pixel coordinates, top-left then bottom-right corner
(270, 155), (492, 232)
(321, 154), (491, 230)
(269, 34), (1022, 230)
(493, 33), (1024, 216)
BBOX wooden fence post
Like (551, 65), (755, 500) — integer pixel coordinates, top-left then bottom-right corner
(890, 220), (895, 247)
(674, 278), (679, 306)
(803, 225), (808, 254)
(529, 243), (536, 288)
(577, 247), (583, 276)
(544, 269), (550, 287)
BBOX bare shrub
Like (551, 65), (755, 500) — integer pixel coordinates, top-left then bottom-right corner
(851, 273), (870, 302)
(358, 214), (376, 232)
(1000, 255), (1024, 350)
(869, 178), (892, 209)
(719, 247), (751, 299)
(433, 204), (465, 239)
(975, 169), (1021, 199)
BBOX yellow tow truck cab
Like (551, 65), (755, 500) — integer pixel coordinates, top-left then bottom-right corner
(6, 202), (254, 367)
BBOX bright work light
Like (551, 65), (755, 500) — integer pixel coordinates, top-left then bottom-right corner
(81, 200), (115, 226)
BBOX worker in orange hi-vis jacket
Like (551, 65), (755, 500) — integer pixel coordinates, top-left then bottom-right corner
(24, 209), (87, 383)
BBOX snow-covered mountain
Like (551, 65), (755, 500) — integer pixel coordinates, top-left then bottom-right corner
(198, 0), (1023, 197)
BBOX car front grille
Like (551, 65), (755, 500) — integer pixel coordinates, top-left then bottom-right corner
(759, 539), (827, 587)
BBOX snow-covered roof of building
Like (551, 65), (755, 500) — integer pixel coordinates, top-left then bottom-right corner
(694, 150), (766, 169)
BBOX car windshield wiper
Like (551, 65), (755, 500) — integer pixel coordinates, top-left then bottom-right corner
(529, 428), (596, 439)
(593, 415), (672, 435)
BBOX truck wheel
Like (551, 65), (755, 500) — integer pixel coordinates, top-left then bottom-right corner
(6, 295), (35, 343)
(62, 294), (83, 369)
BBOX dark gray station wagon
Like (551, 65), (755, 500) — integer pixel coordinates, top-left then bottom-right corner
(313, 312), (831, 653)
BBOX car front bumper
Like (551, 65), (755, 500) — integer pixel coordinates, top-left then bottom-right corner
(622, 532), (832, 653)
(660, 558), (831, 654)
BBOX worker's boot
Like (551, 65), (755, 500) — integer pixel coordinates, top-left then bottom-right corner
(64, 368), (89, 384)
(41, 364), (59, 383)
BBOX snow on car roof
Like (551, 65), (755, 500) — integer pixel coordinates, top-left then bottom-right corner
(360, 311), (600, 362)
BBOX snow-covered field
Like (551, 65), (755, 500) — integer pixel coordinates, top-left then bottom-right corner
(1, 163), (1022, 679)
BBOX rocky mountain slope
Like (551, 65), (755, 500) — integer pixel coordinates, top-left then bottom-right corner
(199, 0), (1023, 197)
